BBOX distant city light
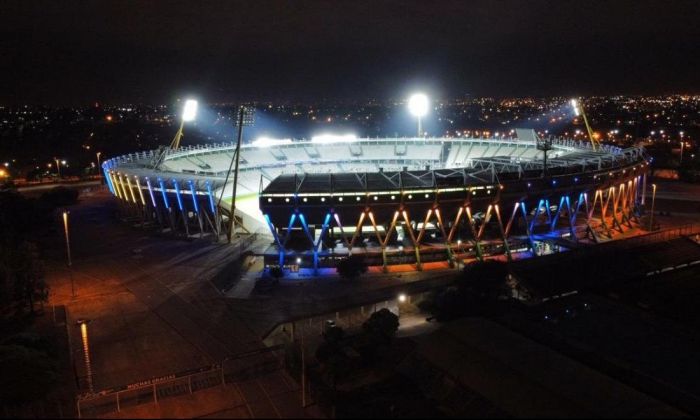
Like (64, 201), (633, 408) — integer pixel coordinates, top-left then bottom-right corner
(182, 99), (198, 122)
(311, 134), (357, 144)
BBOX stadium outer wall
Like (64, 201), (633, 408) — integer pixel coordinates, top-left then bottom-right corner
(101, 137), (650, 273)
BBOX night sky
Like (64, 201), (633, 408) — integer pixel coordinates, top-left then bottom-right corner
(1, 0), (699, 105)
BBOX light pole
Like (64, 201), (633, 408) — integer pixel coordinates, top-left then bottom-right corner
(62, 210), (75, 298)
(153, 99), (198, 170)
(397, 293), (407, 317)
(54, 157), (61, 178)
(172, 99), (198, 150)
(219, 105), (255, 243)
(408, 93), (429, 137)
(456, 239), (463, 269)
(77, 319), (94, 393)
(649, 184), (657, 231)
(680, 131), (685, 164)
(300, 323), (306, 408)
(96, 152), (102, 184)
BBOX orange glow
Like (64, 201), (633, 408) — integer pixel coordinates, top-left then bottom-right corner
(105, 115), (113, 122)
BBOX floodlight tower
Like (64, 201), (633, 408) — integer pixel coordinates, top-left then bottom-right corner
(170, 99), (198, 150)
(408, 93), (429, 137)
(571, 98), (599, 151)
(536, 133), (553, 177)
(217, 105), (255, 243)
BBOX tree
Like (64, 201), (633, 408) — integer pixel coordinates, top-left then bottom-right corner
(458, 259), (509, 301)
(362, 308), (399, 344)
(0, 344), (58, 404)
(433, 286), (473, 321)
(268, 266), (284, 283)
(323, 325), (345, 344)
(0, 191), (51, 315)
(336, 255), (368, 280)
(315, 326), (349, 390)
(316, 326), (345, 363)
(10, 242), (48, 315)
(354, 309), (400, 365)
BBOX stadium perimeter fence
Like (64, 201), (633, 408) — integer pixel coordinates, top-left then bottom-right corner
(75, 344), (285, 418)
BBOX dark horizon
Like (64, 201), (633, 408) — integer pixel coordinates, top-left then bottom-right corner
(1, 0), (699, 106)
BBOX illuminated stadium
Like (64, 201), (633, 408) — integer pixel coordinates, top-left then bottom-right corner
(102, 128), (651, 273)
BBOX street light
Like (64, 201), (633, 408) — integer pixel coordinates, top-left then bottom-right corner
(96, 152), (102, 184)
(680, 132), (685, 163)
(397, 293), (408, 317)
(649, 184), (657, 231)
(62, 210), (75, 298)
(408, 93), (429, 137)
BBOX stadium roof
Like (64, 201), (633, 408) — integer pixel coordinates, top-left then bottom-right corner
(262, 168), (503, 195)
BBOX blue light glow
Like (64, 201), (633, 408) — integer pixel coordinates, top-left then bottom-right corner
(206, 181), (216, 214)
(158, 178), (170, 209)
(188, 180), (199, 213)
(173, 179), (184, 211)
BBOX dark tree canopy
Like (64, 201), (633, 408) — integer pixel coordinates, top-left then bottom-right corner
(336, 255), (368, 280)
(0, 344), (58, 404)
(458, 260), (509, 300)
(268, 266), (284, 280)
(362, 308), (399, 343)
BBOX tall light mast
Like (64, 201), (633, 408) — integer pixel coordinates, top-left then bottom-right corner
(170, 99), (198, 150)
(408, 93), (429, 137)
(571, 98), (599, 151)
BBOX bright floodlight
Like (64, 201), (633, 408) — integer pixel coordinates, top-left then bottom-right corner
(253, 136), (293, 148)
(182, 99), (198, 122)
(311, 134), (357, 144)
(570, 99), (580, 116)
(408, 93), (429, 136)
(408, 93), (429, 117)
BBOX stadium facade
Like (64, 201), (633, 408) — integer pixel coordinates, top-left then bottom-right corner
(102, 130), (650, 272)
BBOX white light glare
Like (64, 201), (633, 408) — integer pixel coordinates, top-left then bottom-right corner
(570, 99), (580, 116)
(408, 93), (429, 117)
(182, 99), (198, 122)
(311, 134), (357, 144)
(253, 137), (293, 148)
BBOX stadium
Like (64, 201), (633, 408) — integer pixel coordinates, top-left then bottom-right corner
(102, 126), (651, 273)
